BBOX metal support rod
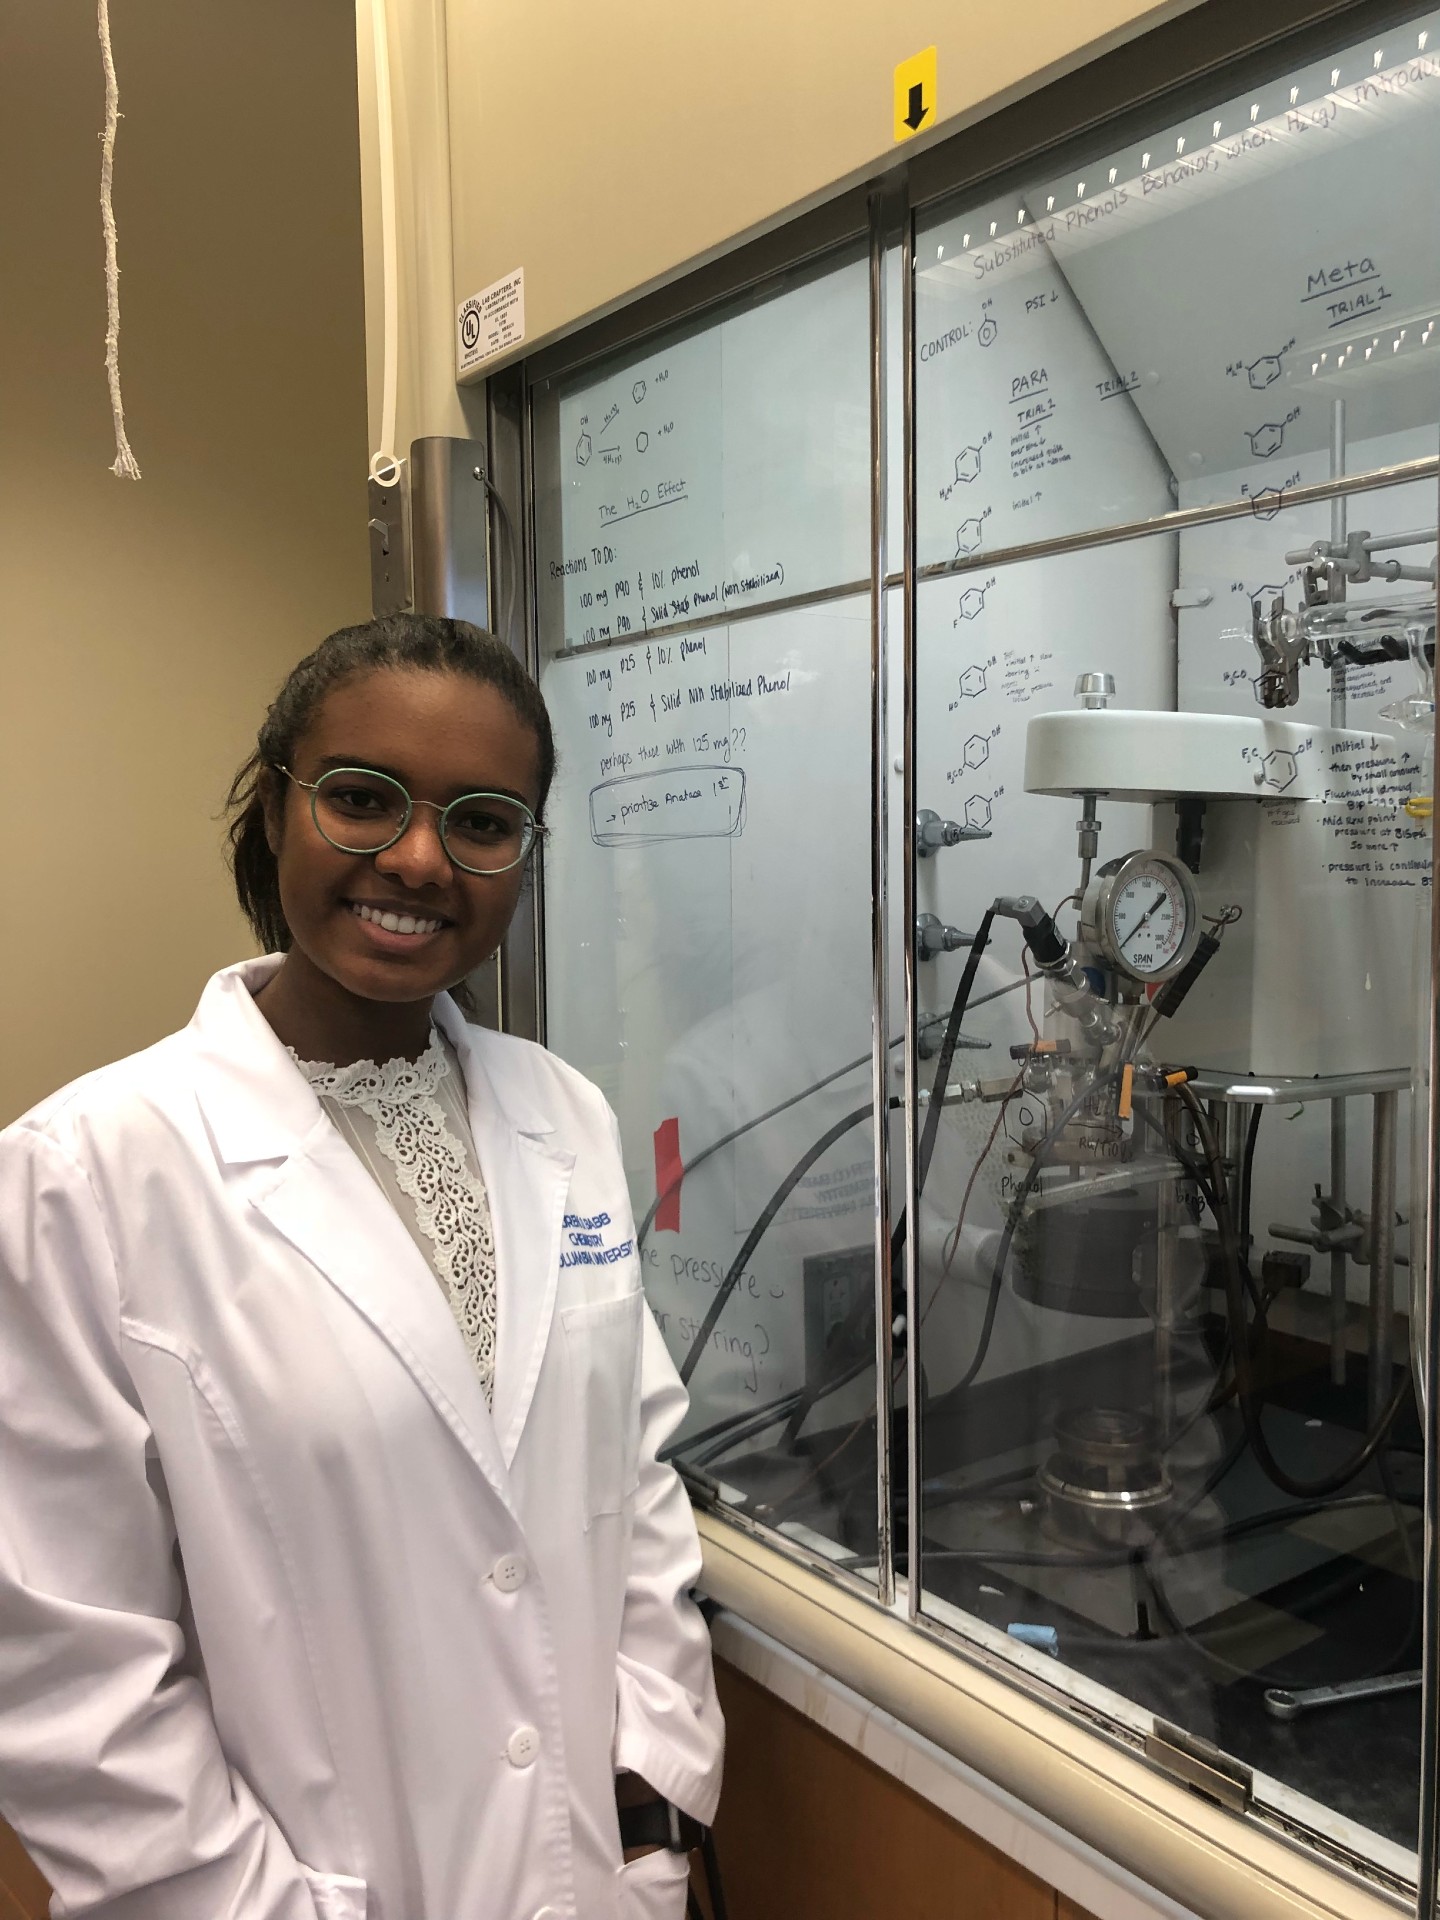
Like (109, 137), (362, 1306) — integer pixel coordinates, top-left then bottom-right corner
(918, 453), (1439, 585)
(1363, 526), (1440, 554)
(1297, 522), (1440, 560)
(1415, 525), (1440, 1916)
(900, 204), (924, 1626)
(866, 192), (895, 1611)
(1369, 1091), (1398, 1427)
(1154, 1178), (1180, 1443)
(1329, 1099), (1349, 1389)
(1077, 793), (1099, 895)
(1328, 401), (1350, 1392)
(1330, 399), (1348, 721)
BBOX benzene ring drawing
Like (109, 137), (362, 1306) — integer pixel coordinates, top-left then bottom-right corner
(1261, 749), (1298, 793)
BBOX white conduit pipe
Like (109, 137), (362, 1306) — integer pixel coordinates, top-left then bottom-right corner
(367, 0), (403, 489)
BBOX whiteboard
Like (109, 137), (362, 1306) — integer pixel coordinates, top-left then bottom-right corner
(541, 601), (880, 1426)
(534, 254), (871, 657)
(531, 16), (1439, 1441)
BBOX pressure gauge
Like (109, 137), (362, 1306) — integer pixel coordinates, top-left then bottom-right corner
(1080, 850), (1201, 982)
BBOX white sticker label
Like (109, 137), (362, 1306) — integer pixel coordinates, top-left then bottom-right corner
(457, 268), (525, 376)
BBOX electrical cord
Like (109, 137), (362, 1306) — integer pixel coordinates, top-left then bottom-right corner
(699, 1054), (1117, 1501)
(676, 1100), (899, 1388)
(638, 1048), (882, 1251)
(669, 923), (1005, 1395)
(914, 910), (996, 1206)
(1175, 1080), (1411, 1500)
(1239, 1103), (1262, 1260)
(637, 968), (1031, 1254)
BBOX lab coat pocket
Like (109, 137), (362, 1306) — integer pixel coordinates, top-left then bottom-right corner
(300, 1866), (368, 1920)
(616, 1846), (691, 1920)
(561, 1290), (644, 1525)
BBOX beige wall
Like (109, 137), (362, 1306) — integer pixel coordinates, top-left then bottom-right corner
(0, 3), (371, 1124)
(444, 0), (1201, 371)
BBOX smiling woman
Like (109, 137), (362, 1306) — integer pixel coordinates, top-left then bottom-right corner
(229, 626), (549, 1062)
(0, 612), (722, 1920)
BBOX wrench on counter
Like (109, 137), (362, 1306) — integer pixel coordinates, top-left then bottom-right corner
(1264, 1670), (1421, 1721)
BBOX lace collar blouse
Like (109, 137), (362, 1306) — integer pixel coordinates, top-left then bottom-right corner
(288, 1028), (499, 1408)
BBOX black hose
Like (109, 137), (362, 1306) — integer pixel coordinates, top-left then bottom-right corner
(1175, 1081), (1410, 1499)
(700, 1830), (729, 1920)
(913, 909), (996, 1210)
(636, 1050), (877, 1249)
(637, 962), (1031, 1253)
(1240, 1103), (1262, 1260)
(677, 935), (997, 1407)
(677, 1101), (897, 1387)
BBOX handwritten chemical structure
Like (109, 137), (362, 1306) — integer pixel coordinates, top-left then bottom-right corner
(955, 513), (989, 556)
(1225, 338), (1296, 392)
(1261, 749), (1299, 793)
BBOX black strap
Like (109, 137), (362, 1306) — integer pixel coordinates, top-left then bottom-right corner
(618, 1797), (708, 1854)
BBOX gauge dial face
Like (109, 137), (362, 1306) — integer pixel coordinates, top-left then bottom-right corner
(1090, 853), (1198, 980)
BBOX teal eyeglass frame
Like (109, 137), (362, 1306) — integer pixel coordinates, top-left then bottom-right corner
(276, 764), (543, 876)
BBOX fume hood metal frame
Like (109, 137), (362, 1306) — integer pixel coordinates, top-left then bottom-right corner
(479, 0), (1440, 1907)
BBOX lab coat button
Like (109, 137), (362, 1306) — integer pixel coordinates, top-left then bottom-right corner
(506, 1724), (541, 1768)
(492, 1553), (528, 1593)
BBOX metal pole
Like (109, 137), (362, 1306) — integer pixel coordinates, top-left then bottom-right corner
(1154, 1177), (1179, 1443)
(866, 191), (896, 1610)
(1330, 399), (1350, 1388)
(900, 204), (924, 1625)
(1368, 1091), (1398, 1428)
(1413, 467), (1440, 1920)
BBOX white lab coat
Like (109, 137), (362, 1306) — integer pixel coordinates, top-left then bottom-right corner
(0, 957), (723, 1920)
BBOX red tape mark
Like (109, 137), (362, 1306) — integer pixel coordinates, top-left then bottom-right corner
(653, 1116), (682, 1233)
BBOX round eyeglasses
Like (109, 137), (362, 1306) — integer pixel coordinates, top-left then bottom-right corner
(277, 766), (540, 876)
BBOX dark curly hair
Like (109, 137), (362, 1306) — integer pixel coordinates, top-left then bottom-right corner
(225, 613), (555, 953)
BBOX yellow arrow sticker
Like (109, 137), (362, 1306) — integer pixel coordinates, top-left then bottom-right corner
(894, 46), (937, 143)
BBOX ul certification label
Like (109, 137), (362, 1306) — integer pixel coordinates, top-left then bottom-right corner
(457, 268), (524, 376)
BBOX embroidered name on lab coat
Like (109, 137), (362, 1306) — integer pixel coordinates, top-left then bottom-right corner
(560, 1212), (635, 1268)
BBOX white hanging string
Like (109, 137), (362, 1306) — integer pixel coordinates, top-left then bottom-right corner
(368, 0), (402, 489)
(97, 0), (141, 480)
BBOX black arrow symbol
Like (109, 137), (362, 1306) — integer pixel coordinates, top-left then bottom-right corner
(904, 82), (928, 131)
